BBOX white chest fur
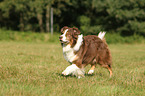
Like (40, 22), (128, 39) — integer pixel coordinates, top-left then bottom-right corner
(63, 44), (77, 63)
(62, 34), (83, 63)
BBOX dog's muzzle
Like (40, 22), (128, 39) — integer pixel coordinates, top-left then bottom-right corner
(59, 36), (63, 41)
(59, 36), (69, 44)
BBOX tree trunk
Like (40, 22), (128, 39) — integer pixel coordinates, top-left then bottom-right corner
(46, 5), (50, 33)
(51, 8), (53, 35)
(37, 13), (44, 32)
(19, 12), (24, 31)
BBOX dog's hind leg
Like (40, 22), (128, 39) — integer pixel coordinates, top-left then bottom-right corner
(107, 65), (112, 77)
(100, 64), (112, 77)
(88, 59), (96, 75)
(88, 65), (95, 75)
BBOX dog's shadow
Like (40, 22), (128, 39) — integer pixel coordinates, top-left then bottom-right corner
(57, 73), (96, 78)
(57, 73), (73, 78)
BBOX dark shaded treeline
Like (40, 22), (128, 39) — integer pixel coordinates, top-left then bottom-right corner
(0, 0), (145, 36)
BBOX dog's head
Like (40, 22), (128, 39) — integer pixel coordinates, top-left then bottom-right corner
(59, 26), (81, 45)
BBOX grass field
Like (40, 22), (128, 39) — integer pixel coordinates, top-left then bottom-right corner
(0, 41), (144, 96)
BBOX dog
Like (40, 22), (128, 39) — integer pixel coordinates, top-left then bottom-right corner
(59, 26), (112, 78)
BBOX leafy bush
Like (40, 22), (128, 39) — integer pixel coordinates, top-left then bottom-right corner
(78, 16), (104, 35)
(0, 29), (144, 44)
(106, 33), (144, 44)
(0, 29), (59, 43)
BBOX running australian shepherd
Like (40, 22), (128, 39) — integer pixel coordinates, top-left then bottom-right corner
(59, 26), (112, 78)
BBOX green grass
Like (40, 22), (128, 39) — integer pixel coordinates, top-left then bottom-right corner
(0, 41), (144, 96)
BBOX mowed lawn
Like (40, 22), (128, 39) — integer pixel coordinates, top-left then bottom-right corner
(0, 41), (144, 96)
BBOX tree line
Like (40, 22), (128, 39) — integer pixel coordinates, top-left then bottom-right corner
(0, 0), (145, 36)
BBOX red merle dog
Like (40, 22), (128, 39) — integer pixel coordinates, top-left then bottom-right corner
(59, 26), (112, 78)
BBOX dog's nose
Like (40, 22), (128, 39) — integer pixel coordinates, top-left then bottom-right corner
(59, 36), (63, 40)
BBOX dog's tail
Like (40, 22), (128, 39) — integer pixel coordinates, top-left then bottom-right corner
(98, 32), (106, 40)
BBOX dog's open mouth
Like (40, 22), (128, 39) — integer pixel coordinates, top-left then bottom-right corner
(59, 39), (69, 44)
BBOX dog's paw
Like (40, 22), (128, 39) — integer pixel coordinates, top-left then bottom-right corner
(88, 70), (94, 75)
(62, 70), (69, 76)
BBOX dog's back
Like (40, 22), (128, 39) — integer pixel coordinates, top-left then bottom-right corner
(82, 35), (112, 66)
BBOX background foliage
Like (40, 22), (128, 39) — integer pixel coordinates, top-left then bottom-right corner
(0, 0), (145, 36)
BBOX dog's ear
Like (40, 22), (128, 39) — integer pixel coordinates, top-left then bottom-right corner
(61, 26), (69, 33)
(72, 27), (81, 39)
(73, 27), (81, 35)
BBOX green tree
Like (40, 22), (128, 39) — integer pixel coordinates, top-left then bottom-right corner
(0, 0), (145, 36)
(92, 0), (145, 36)
(29, 0), (45, 32)
(0, 0), (32, 31)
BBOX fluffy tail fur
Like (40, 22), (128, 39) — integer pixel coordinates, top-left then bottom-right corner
(98, 32), (106, 40)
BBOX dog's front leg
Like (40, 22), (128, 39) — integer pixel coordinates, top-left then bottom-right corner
(62, 64), (77, 75)
(62, 64), (85, 78)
